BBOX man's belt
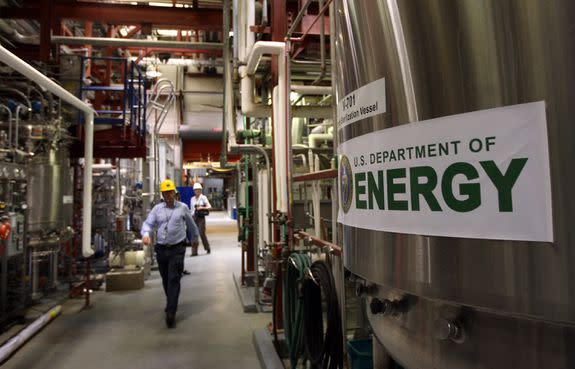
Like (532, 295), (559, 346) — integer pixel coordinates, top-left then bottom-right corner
(156, 240), (186, 248)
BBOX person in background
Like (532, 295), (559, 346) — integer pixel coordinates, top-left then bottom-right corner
(141, 179), (198, 328)
(190, 182), (212, 256)
(174, 189), (191, 275)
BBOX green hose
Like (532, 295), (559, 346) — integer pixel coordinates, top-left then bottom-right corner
(283, 253), (311, 369)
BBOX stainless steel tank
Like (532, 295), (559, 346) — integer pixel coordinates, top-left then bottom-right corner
(27, 146), (73, 234)
(334, 1), (575, 368)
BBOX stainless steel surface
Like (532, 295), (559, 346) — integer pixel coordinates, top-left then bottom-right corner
(27, 148), (73, 233)
(367, 291), (575, 369)
(334, 0), (575, 367)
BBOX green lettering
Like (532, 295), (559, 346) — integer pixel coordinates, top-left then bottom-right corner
(439, 142), (449, 156)
(442, 162), (481, 212)
(480, 158), (528, 212)
(410, 166), (442, 211)
(415, 146), (426, 159)
(355, 172), (367, 209)
(387, 168), (408, 210)
(368, 171), (385, 209)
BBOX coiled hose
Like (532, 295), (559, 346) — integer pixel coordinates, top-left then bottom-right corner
(303, 260), (343, 369)
(283, 253), (311, 369)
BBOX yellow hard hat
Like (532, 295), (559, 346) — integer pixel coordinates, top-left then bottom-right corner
(160, 179), (176, 192)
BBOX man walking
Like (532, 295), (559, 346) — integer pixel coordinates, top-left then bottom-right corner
(142, 179), (198, 328)
(190, 182), (212, 256)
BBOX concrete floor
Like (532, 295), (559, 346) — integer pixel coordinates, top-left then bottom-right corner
(3, 212), (270, 369)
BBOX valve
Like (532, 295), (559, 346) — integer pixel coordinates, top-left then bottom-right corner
(370, 297), (397, 316)
(433, 318), (465, 344)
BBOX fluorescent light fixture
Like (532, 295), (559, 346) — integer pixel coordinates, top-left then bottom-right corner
(156, 29), (179, 37)
(149, 2), (173, 7)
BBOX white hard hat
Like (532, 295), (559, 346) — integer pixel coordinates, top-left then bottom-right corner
(193, 183), (203, 190)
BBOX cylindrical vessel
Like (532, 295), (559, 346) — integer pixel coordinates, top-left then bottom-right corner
(334, 1), (575, 368)
(27, 146), (73, 234)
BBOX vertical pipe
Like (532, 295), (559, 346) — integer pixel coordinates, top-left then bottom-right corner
(220, 0), (230, 168)
(329, 1), (347, 363)
(0, 105), (12, 150)
(252, 156), (259, 305)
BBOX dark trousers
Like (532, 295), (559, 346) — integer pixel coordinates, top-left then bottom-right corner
(193, 215), (210, 251)
(155, 243), (185, 314)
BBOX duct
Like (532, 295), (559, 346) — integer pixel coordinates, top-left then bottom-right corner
(51, 36), (223, 50)
(0, 44), (95, 258)
(0, 20), (39, 45)
(0, 305), (61, 363)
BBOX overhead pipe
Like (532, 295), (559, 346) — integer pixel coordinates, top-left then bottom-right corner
(52, 36), (223, 50)
(0, 43), (95, 258)
(0, 20), (39, 45)
(291, 85), (332, 95)
(0, 305), (62, 364)
(239, 68), (331, 118)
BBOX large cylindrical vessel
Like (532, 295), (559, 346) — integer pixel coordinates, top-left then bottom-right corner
(27, 146), (73, 234)
(334, 1), (575, 368)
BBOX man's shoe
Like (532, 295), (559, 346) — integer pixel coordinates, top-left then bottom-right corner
(207, 249), (211, 254)
(183, 269), (191, 275)
(190, 253), (198, 257)
(165, 312), (175, 328)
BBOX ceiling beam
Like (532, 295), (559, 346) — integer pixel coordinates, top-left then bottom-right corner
(0, 2), (222, 29)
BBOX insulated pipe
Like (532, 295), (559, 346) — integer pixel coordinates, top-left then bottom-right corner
(309, 133), (333, 148)
(229, 143), (272, 240)
(239, 67), (331, 118)
(221, 0), (231, 168)
(291, 85), (332, 95)
(0, 44), (96, 258)
(0, 305), (61, 363)
(52, 36), (223, 50)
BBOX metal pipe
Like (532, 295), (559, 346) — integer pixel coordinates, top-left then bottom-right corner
(0, 104), (13, 149)
(0, 305), (61, 364)
(239, 68), (331, 118)
(312, 0), (326, 85)
(229, 144), (272, 238)
(286, 0), (315, 38)
(287, 0), (333, 43)
(291, 85), (331, 95)
(52, 36), (223, 50)
(0, 19), (39, 45)
(14, 104), (30, 151)
(0, 87), (32, 110)
(0, 44), (96, 258)
(221, 0), (231, 168)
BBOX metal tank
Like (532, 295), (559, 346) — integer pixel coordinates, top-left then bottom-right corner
(27, 146), (73, 235)
(334, 1), (575, 368)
